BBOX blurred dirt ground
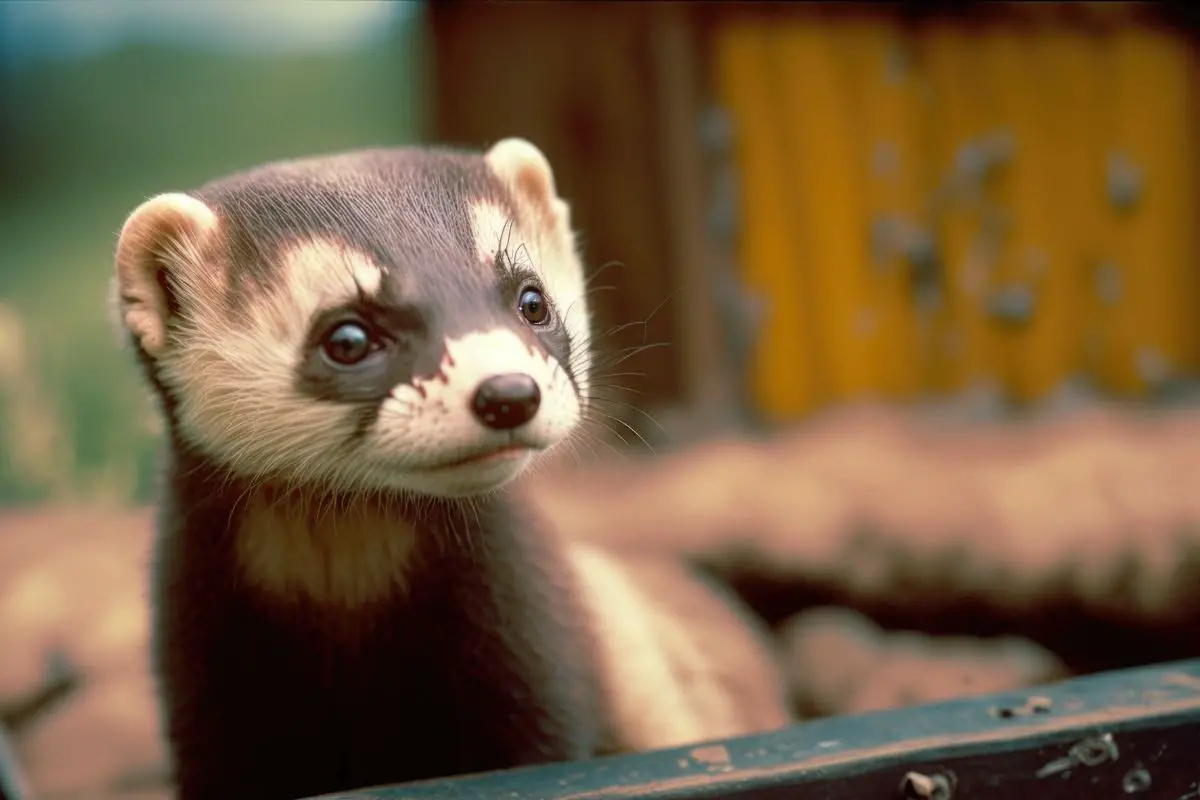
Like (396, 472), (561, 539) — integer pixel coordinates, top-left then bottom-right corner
(0, 505), (166, 799)
(3, 403), (1200, 797)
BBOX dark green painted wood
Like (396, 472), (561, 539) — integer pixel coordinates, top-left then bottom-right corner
(313, 658), (1200, 800)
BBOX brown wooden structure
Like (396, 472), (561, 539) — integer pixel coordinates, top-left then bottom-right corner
(429, 2), (1200, 432)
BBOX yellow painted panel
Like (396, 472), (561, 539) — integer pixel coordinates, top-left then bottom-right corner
(837, 17), (927, 398)
(720, 12), (1199, 416)
(1099, 27), (1198, 394)
(773, 19), (879, 403)
(914, 21), (1005, 393)
(714, 20), (823, 419)
(1035, 27), (1111, 383)
(975, 23), (1087, 401)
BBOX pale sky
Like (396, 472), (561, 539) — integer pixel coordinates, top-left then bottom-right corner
(0, 0), (418, 69)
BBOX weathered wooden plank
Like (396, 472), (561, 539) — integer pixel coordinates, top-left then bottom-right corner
(840, 15), (928, 400)
(915, 19), (1008, 396)
(713, 17), (825, 420)
(773, 14), (881, 405)
(975, 19), (1083, 402)
(1098, 25), (1199, 395)
(314, 658), (1200, 799)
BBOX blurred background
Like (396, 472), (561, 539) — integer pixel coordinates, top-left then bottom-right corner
(1, 1), (1199, 797)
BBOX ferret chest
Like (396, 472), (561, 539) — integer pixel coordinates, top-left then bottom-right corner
(180, 490), (600, 786)
(233, 489), (418, 610)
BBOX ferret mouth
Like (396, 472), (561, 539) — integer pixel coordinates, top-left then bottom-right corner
(425, 444), (539, 470)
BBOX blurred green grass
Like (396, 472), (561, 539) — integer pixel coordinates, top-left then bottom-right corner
(0, 21), (424, 506)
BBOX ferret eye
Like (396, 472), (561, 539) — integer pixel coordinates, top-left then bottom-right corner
(518, 287), (550, 326)
(321, 321), (375, 366)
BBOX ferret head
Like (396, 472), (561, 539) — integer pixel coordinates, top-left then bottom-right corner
(113, 139), (592, 498)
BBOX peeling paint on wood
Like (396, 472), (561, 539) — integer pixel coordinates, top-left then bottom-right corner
(314, 658), (1200, 799)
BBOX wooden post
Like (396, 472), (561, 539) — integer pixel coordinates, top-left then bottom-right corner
(649, 3), (740, 429)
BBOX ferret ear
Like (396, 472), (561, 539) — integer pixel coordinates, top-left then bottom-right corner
(113, 192), (218, 358)
(485, 138), (569, 223)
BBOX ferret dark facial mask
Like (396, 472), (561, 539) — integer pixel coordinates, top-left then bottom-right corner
(113, 139), (591, 498)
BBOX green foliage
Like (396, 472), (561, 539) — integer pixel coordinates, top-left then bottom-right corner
(0, 20), (424, 506)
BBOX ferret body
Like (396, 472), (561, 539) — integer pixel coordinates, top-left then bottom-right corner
(113, 139), (789, 799)
(151, 462), (598, 797)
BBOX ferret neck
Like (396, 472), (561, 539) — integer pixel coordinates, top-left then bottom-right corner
(171, 443), (503, 527)
(168, 448), (527, 612)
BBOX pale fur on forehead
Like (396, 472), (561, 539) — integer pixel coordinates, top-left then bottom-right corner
(246, 237), (384, 343)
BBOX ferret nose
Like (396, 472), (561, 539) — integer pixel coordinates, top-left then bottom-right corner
(471, 373), (541, 430)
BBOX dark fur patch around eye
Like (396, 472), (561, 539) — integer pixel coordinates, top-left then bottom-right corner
(294, 302), (443, 408)
(491, 243), (578, 397)
(504, 279), (576, 395)
(295, 344), (401, 405)
(539, 323), (576, 394)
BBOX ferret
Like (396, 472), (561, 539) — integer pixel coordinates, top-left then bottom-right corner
(112, 138), (789, 799)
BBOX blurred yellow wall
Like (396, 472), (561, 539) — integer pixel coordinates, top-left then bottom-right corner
(716, 9), (1199, 420)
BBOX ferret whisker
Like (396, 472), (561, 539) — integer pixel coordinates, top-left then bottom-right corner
(584, 397), (666, 440)
(582, 407), (655, 454)
(574, 427), (622, 460)
(585, 259), (624, 287)
(586, 382), (646, 398)
(593, 341), (674, 367)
